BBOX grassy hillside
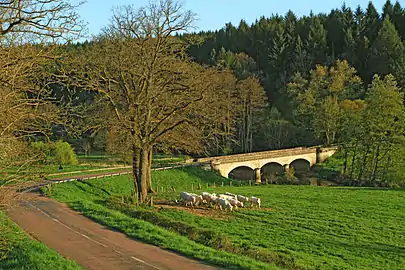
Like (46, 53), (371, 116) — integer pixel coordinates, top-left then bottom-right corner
(45, 167), (405, 270)
(0, 211), (82, 270)
(152, 167), (231, 191)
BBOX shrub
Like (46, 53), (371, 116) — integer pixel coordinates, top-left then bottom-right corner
(30, 141), (53, 163)
(54, 141), (78, 166)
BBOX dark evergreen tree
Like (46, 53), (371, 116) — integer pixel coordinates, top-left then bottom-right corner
(364, 2), (381, 44)
(392, 1), (405, 38)
(383, 0), (394, 20)
(236, 19), (251, 52)
(368, 17), (405, 86)
(306, 16), (328, 65)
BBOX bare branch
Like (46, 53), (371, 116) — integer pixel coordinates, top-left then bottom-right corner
(0, 0), (86, 44)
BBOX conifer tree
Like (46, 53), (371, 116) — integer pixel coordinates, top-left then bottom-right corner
(392, 1), (405, 39)
(306, 16), (327, 65)
(364, 2), (381, 44)
(382, 0), (394, 20)
(368, 17), (405, 86)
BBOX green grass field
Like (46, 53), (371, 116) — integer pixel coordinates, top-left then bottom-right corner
(0, 211), (82, 270)
(44, 167), (405, 270)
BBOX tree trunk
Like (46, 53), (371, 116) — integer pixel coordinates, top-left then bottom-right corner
(325, 130), (330, 146)
(371, 144), (380, 183)
(248, 98), (253, 152)
(241, 97), (247, 153)
(349, 140), (359, 180)
(357, 143), (372, 184)
(139, 147), (149, 202)
(382, 155), (391, 182)
(342, 145), (348, 177)
(132, 145), (141, 202)
(146, 148), (155, 193)
(244, 99), (249, 153)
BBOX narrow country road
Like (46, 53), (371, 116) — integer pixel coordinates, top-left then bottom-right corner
(6, 193), (218, 270)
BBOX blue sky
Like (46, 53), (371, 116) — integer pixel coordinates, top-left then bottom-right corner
(79, 0), (387, 36)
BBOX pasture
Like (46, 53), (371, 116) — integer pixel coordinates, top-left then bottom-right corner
(45, 167), (405, 270)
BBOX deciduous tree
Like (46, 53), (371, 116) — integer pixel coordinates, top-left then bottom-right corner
(0, 0), (83, 206)
(288, 60), (363, 145)
(63, 0), (237, 202)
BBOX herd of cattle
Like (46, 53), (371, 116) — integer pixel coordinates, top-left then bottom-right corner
(178, 191), (261, 211)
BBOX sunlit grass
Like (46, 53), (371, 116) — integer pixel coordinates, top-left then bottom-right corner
(47, 167), (405, 270)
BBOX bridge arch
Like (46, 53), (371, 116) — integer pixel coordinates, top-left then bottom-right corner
(261, 162), (284, 174)
(228, 166), (255, 180)
(290, 158), (311, 173)
(261, 162), (284, 183)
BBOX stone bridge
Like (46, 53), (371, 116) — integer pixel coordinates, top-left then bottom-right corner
(190, 146), (337, 183)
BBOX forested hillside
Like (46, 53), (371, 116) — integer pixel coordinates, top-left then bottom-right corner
(185, 0), (405, 153)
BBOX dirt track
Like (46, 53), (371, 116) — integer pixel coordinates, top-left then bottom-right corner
(6, 193), (218, 270)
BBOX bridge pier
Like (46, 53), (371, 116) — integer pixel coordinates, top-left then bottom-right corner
(255, 168), (261, 184)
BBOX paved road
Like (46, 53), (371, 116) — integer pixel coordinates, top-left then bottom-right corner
(6, 193), (218, 270)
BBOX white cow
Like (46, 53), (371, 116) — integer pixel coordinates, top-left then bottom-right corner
(189, 193), (204, 206)
(250, 196), (261, 208)
(219, 194), (236, 201)
(180, 192), (196, 207)
(228, 198), (244, 209)
(236, 195), (249, 204)
(201, 192), (217, 205)
(215, 197), (233, 211)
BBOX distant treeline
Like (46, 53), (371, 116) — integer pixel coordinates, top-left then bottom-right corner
(181, 0), (405, 150)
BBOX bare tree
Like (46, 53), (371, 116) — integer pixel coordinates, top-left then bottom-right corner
(0, 0), (84, 43)
(0, 0), (84, 207)
(236, 76), (267, 153)
(63, 0), (236, 202)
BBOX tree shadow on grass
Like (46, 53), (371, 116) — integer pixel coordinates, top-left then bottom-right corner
(336, 186), (405, 192)
(73, 180), (111, 197)
(332, 239), (405, 259)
